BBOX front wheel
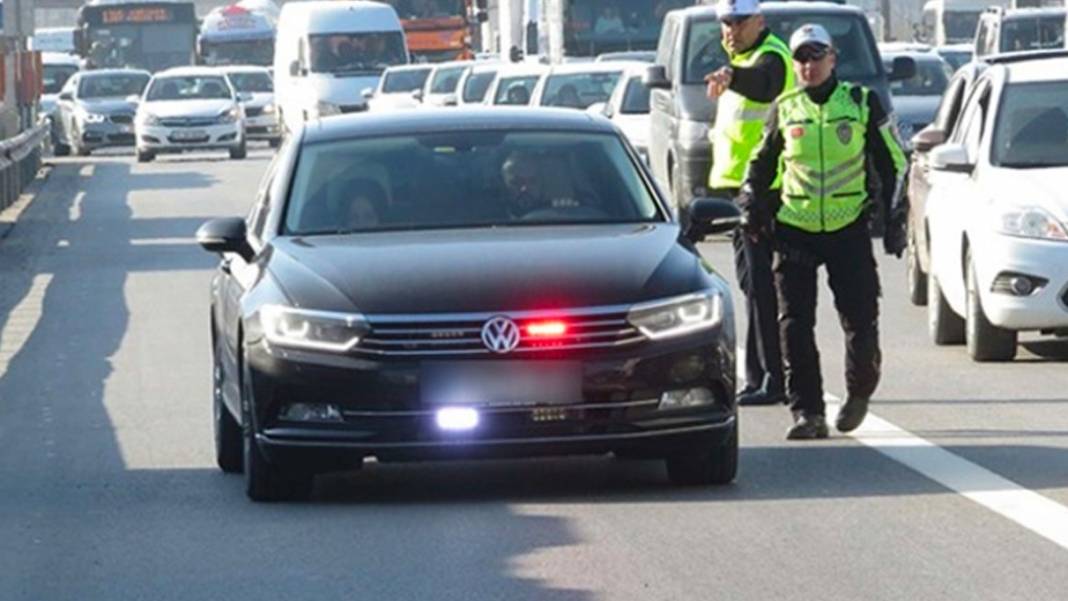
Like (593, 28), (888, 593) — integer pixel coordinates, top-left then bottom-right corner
(906, 224), (927, 306)
(136, 148), (155, 163)
(665, 420), (738, 486)
(229, 138), (247, 160)
(213, 336), (243, 473)
(928, 271), (964, 345)
(966, 252), (1017, 362)
(241, 358), (313, 502)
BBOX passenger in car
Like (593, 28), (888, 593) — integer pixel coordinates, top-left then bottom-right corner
(340, 178), (388, 229)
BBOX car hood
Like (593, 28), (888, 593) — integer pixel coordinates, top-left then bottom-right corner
(988, 167), (1068, 223)
(78, 97), (138, 114)
(266, 224), (711, 314)
(141, 99), (236, 119)
(892, 95), (940, 125)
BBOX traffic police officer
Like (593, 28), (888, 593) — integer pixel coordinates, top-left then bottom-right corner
(740, 24), (908, 439)
(705, 0), (795, 406)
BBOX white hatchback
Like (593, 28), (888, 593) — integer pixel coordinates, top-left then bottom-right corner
(924, 53), (1068, 361)
(136, 67), (247, 162)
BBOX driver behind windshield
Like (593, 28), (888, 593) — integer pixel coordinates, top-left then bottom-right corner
(500, 151), (582, 218)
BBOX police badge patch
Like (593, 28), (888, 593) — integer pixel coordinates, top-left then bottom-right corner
(837, 122), (853, 145)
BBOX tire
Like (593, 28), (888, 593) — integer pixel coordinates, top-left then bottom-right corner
(927, 270), (965, 345)
(966, 252), (1017, 362)
(136, 149), (155, 163)
(906, 224), (927, 306)
(229, 138), (247, 160)
(665, 420), (738, 486)
(213, 335), (243, 474)
(241, 358), (314, 502)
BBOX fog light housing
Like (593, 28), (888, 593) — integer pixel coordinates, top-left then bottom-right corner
(992, 272), (1047, 296)
(658, 387), (715, 409)
(436, 407), (479, 431)
(278, 403), (343, 423)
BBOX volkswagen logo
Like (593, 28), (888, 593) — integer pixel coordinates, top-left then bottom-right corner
(481, 316), (521, 354)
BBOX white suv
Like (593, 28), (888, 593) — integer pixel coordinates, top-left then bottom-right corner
(924, 52), (1068, 361)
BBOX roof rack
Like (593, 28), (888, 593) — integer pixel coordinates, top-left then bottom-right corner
(984, 49), (1068, 65)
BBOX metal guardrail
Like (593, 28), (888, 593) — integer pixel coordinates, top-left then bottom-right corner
(0, 121), (48, 213)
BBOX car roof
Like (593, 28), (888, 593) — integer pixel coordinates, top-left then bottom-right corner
(494, 63), (549, 77)
(155, 67), (232, 78)
(81, 68), (150, 78)
(302, 107), (616, 144)
(999, 56), (1068, 84)
(544, 62), (636, 76)
(466, 61), (503, 74)
(429, 60), (474, 71)
(278, 0), (402, 33)
(42, 52), (81, 66)
(993, 7), (1066, 19)
(218, 65), (270, 73)
(385, 64), (433, 73)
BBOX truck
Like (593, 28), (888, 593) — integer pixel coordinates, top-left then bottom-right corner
(917, 0), (1011, 46)
(74, 0), (199, 72)
(378, 0), (489, 62)
(197, 3), (277, 66)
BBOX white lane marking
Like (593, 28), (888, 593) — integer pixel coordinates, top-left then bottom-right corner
(129, 237), (197, 246)
(0, 275), (52, 380)
(69, 191), (86, 221)
(825, 395), (1068, 552)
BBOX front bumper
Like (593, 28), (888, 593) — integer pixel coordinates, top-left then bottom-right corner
(975, 233), (1068, 330)
(137, 121), (243, 153)
(245, 331), (737, 463)
(81, 120), (137, 149)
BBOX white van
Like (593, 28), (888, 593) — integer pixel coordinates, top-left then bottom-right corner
(274, 0), (408, 133)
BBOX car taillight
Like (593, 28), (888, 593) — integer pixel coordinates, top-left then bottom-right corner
(525, 320), (568, 338)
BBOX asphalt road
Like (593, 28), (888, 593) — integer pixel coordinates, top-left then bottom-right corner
(1, 148), (1066, 600)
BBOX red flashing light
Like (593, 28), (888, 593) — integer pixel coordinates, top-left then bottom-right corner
(526, 320), (568, 338)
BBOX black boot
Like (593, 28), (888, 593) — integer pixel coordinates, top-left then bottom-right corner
(737, 388), (787, 406)
(836, 396), (870, 433)
(786, 412), (829, 440)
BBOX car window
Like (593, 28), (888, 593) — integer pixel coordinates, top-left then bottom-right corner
(975, 19), (990, 56)
(78, 73), (150, 98)
(934, 76), (965, 133)
(226, 72), (272, 93)
(43, 65), (79, 95)
(307, 32), (407, 73)
(284, 131), (662, 235)
(1000, 16), (1065, 53)
(146, 76), (232, 101)
(656, 14), (679, 80)
(382, 68), (431, 93)
(493, 76), (539, 105)
(620, 75), (650, 114)
(682, 18), (727, 85)
(957, 84), (991, 159)
(888, 58), (951, 97)
(462, 70), (497, 102)
(991, 80), (1068, 168)
(248, 155), (281, 242)
(541, 71), (622, 109)
(429, 66), (466, 94)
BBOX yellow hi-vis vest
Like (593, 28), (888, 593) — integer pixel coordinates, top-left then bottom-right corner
(708, 32), (795, 190)
(776, 82), (876, 233)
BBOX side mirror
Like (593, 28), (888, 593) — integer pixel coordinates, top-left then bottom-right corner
(685, 198), (742, 241)
(643, 65), (671, 90)
(443, 93), (458, 106)
(289, 60), (300, 78)
(929, 143), (973, 174)
(911, 126), (945, 153)
(586, 102), (610, 117)
(196, 218), (254, 262)
(361, 87), (374, 99)
(59, 91), (74, 102)
(889, 56), (917, 82)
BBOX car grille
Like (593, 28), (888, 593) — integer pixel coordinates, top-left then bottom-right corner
(109, 113), (134, 125)
(160, 117), (218, 128)
(339, 104), (367, 114)
(359, 309), (645, 357)
(245, 106), (264, 117)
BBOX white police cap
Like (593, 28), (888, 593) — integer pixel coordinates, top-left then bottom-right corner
(716, 0), (761, 18)
(789, 24), (834, 53)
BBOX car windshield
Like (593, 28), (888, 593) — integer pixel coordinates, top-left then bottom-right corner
(308, 32), (408, 74)
(462, 70), (497, 102)
(147, 76), (232, 101)
(226, 71), (272, 93)
(944, 11), (981, 43)
(684, 14), (881, 85)
(78, 73), (150, 98)
(382, 68), (431, 93)
(564, 0), (687, 57)
(991, 81), (1068, 168)
(429, 66), (466, 93)
(887, 58), (952, 97)
(620, 75), (650, 114)
(1000, 16), (1065, 53)
(541, 71), (622, 109)
(43, 64), (79, 95)
(284, 131), (662, 235)
(494, 76), (540, 105)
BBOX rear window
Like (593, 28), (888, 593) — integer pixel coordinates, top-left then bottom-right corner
(227, 72), (272, 93)
(493, 76), (540, 105)
(382, 68), (431, 93)
(887, 58), (952, 97)
(999, 16), (1065, 53)
(284, 131), (661, 235)
(541, 71), (622, 109)
(429, 66), (466, 94)
(683, 13), (881, 85)
(78, 73), (150, 98)
(462, 70), (497, 102)
(620, 75), (650, 114)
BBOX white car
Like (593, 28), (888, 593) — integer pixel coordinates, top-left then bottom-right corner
(924, 53), (1068, 361)
(530, 62), (626, 110)
(136, 67), (248, 162)
(483, 64), (548, 107)
(456, 61), (501, 106)
(365, 64), (432, 112)
(220, 66), (281, 148)
(417, 60), (471, 107)
(587, 64), (650, 163)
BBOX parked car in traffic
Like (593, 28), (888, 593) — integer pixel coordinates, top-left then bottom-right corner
(365, 64), (432, 112)
(589, 64), (652, 164)
(197, 108), (744, 501)
(135, 67), (248, 162)
(922, 51), (1068, 361)
(220, 65), (282, 148)
(882, 50), (954, 148)
(53, 68), (150, 156)
(645, 2), (914, 207)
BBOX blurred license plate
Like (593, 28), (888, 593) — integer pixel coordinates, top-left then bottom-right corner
(172, 130), (206, 140)
(422, 361), (581, 407)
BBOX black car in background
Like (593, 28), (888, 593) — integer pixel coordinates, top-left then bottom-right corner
(198, 109), (743, 501)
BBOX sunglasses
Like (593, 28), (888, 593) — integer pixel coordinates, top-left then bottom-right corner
(719, 15), (752, 27)
(793, 46), (830, 63)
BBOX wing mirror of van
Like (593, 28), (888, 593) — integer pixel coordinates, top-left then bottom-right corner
(643, 65), (671, 90)
(362, 87), (375, 100)
(586, 102), (610, 117)
(889, 56), (917, 82)
(59, 91), (74, 102)
(684, 198), (742, 242)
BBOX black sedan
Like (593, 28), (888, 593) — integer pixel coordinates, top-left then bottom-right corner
(198, 108), (742, 501)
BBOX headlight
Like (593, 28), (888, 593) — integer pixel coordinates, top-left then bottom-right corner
(313, 100), (341, 118)
(80, 112), (107, 124)
(994, 207), (1068, 241)
(678, 119), (710, 149)
(140, 113), (162, 126)
(217, 106), (241, 124)
(259, 305), (369, 352)
(262, 103), (275, 114)
(627, 292), (723, 340)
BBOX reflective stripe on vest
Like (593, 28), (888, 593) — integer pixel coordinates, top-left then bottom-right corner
(708, 33), (795, 189)
(776, 82), (871, 233)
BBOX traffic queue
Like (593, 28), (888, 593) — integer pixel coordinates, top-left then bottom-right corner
(30, 0), (1068, 501)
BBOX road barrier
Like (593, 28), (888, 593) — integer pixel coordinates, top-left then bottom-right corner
(0, 121), (48, 213)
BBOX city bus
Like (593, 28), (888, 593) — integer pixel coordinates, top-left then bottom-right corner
(75, 0), (198, 72)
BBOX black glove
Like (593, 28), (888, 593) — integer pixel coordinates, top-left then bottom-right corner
(735, 185), (770, 238)
(883, 213), (907, 258)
